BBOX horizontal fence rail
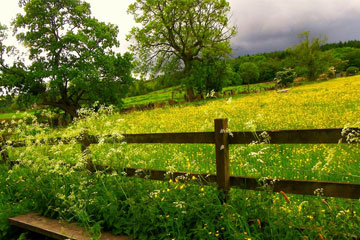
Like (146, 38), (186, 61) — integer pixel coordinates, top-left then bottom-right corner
(5, 128), (358, 147)
(230, 128), (350, 144)
(1, 120), (359, 200)
(93, 165), (360, 199)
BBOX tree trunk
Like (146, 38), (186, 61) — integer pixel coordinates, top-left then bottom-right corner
(186, 88), (195, 102)
(183, 59), (196, 102)
(43, 100), (79, 121)
(62, 104), (78, 120)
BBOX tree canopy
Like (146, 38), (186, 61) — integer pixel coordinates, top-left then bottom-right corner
(1, 0), (134, 118)
(127, 0), (236, 79)
(239, 62), (259, 85)
(289, 31), (330, 81)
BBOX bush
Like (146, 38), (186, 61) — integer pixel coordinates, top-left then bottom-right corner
(346, 66), (359, 76)
(326, 66), (336, 78)
(274, 68), (297, 87)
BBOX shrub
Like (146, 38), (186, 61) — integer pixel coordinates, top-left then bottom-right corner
(326, 66), (336, 78)
(274, 68), (297, 87)
(346, 66), (359, 76)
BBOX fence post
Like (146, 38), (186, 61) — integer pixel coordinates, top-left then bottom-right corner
(0, 134), (9, 164)
(214, 119), (230, 201)
(80, 129), (94, 172)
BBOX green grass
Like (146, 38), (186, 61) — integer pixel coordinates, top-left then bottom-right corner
(123, 82), (276, 108)
(0, 111), (35, 119)
(1, 76), (360, 239)
(123, 86), (184, 107)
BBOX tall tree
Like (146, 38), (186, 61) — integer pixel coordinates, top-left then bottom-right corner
(3, 0), (134, 118)
(239, 62), (259, 93)
(289, 31), (329, 81)
(0, 23), (28, 98)
(127, 0), (236, 81)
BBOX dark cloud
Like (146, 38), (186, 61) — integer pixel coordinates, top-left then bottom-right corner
(228, 0), (360, 56)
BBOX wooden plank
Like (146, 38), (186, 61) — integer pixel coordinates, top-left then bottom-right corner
(115, 132), (215, 144)
(230, 128), (358, 144)
(230, 176), (360, 199)
(214, 119), (230, 194)
(93, 165), (360, 199)
(9, 132), (215, 147)
(93, 165), (218, 184)
(8, 212), (131, 240)
(8, 127), (359, 148)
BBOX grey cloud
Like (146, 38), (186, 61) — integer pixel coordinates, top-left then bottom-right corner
(228, 0), (360, 56)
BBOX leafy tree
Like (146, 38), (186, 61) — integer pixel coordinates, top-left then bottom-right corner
(2, 0), (134, 119)
(328, 47), (360, 71)
(184, 55), (230, 94)
(228, 69), (243, 86)
(0, 23), (28, 98)
(289, 31), (329, 81)
(0, 23), (7, 72)
(127, 0), (236, 83)
(238, 62), (259, 92)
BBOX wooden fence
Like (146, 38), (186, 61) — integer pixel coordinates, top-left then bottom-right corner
(1, 119), (360, 200)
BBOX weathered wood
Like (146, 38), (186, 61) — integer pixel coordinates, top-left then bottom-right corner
(93, 165), (360, 199)
(229, 128), (358, 144)
(8, 212), (131, 240)
(230, 176), (360, 199)
(214, 119), (230, 195)
(112, 132), (215, 144)
(0, 134), (9, 164)
(93, 165), (217, 185)
(7, 128), (359, 148)
(8, 132), (215, 147)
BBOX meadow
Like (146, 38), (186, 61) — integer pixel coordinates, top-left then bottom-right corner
(1, 76), (360, 239)
(122, 82), (275, 108)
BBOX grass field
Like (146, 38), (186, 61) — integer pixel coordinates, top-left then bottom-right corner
(1, 76), (360, 239)
(0, 111), (35, 120)
(122, 82), (275, 108)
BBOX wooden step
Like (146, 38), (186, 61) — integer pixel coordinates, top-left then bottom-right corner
(8, 212), (131, 240)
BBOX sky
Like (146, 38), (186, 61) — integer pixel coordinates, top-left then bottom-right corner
(1, 0), (360, 57)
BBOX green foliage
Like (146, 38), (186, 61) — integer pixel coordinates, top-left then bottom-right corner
(229, 54), (284, 84)
(321, 40), (360, 51)
(127, 0), (236, 80)
(155, 72), (183, 90)
(228, 69), (243, 86)
(274, 68), (297, 87)
(346, 66), (359, 76)
(238, 62), (260, 85)
(288, 31), (330, 81)
(1, 0), (134, 119)
(328, 47), (360, 71)
(184, 56), (230, 94)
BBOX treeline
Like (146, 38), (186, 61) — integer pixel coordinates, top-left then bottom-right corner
(320, 40), (360, 51)
(129, 39), (360, 97)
